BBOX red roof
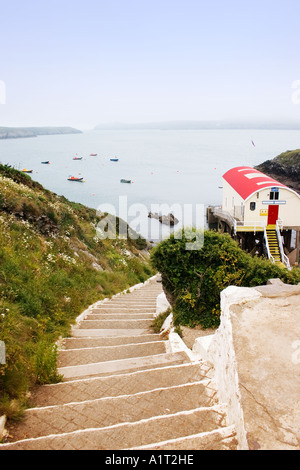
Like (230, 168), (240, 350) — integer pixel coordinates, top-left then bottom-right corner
(222, 166), (288, 200)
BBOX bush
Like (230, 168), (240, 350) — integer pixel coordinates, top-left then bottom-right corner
(151, 229), (300, 329)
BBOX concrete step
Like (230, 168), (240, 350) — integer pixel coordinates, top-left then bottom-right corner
(93, 305), (157, 311)
(61, 334), (163, 349)
(90, 307), (156, 313)
(1, 406), (230, 450)
(114, 292), (162, 298)
(129, 425), (238, 451)
(85, 313), (154, 320)
(96, 300), (157, 305)
(78, 319), (154, 329)
(100, 298), (157, 302)
(31, 363), (214, 407)
(57, 351), (190, 379)
(6, 381), (218, 442)
(57, 341), (167, 367)
(118, 296), (160, 300)
(72, 328), (153, 337)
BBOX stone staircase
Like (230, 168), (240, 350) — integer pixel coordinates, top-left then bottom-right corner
(0, 276), (238, 450)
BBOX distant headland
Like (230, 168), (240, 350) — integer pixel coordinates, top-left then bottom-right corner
(0, 126), (82, 139)
(95, 120), (300, 131)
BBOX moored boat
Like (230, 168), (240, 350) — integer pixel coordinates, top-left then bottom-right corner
(41, 161), (50, 164)
(67, 176), (84, 182)
(110, 158), (119, 162)
(90, 153), (97, 156)
(73, 157), (83, 160)
(22, 169), (33, 173)
(120, 179), (131, 184)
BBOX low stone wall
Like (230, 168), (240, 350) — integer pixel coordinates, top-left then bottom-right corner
(195, 279), (300, 450)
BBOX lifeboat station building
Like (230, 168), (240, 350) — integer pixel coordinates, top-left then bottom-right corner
(207, 166), (300, 268)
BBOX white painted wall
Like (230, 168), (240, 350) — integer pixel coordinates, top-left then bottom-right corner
(244, 188), (300, 227)
(222, 180), (244, 216)
(222, 179), (300, 228)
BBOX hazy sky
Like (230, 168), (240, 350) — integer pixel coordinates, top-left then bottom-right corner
(1, 0), (300, 129)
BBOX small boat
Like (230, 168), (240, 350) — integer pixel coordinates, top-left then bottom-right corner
(67, 176), (84, 182)
(90, 153), (97, 156)
(22, 169), (33, 173)
(110, 158), (119, 162)
(120, 179), (131, 184)
(73, 157), (83, 160)
(41, 161), (50, 164)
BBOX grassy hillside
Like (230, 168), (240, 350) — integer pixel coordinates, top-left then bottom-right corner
(0, 164), (155, 419)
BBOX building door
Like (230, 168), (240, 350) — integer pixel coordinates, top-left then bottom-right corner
(268, 205), (279, 225)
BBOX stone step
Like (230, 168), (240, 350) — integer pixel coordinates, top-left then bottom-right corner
(97, 299), (157, 304)
(57, 351), (190, 379)
(129, 425), (238, 451)
(94, 305), (157, 310)
(118, 295), (160, 300)
(110, 298), (159, 303)
(58, 341), (167, 367)
(72, 328), (152, 337)
(85, 313), (154, 320)
(1, 406), (229, 450)
(31, 363), (213, 407)
(78, 319), (154, 329)
(91, 307), (156, 313)
(100, 297), (157, 302)
(6, 381), (218, 442)
(114, 292), (162, 298)
(61, 334), (163, 349)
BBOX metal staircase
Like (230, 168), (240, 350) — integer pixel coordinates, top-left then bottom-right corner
(264, 223), (291, 269)
(265, 225), (281, 264)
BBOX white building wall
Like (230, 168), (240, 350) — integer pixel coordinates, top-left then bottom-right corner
(222, 180), (300, 228)
(243, 188), (300, 227)
(222, 180), (244, 217)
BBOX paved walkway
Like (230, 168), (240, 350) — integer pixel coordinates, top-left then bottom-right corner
(1, 276), (237, 450)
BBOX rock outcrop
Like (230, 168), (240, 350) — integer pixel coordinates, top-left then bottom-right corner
(148, 212), (179, 226)
(255, 149), (300, 193)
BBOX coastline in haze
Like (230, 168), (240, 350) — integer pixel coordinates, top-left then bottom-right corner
(1, 127), (299, 240)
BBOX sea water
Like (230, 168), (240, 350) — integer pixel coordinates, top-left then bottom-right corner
(0, 129), (299, 240)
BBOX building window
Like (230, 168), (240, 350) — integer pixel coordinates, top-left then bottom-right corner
(270, 191), (279, 200)
(250, 202), (256, 211)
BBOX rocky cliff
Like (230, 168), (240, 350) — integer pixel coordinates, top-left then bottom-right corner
(255, 150), (300, 193)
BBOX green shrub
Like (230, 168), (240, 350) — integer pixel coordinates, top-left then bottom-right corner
(151, 308), (172, 333)
(33, 341), (62, 385)
(151, 229), (300, 329)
